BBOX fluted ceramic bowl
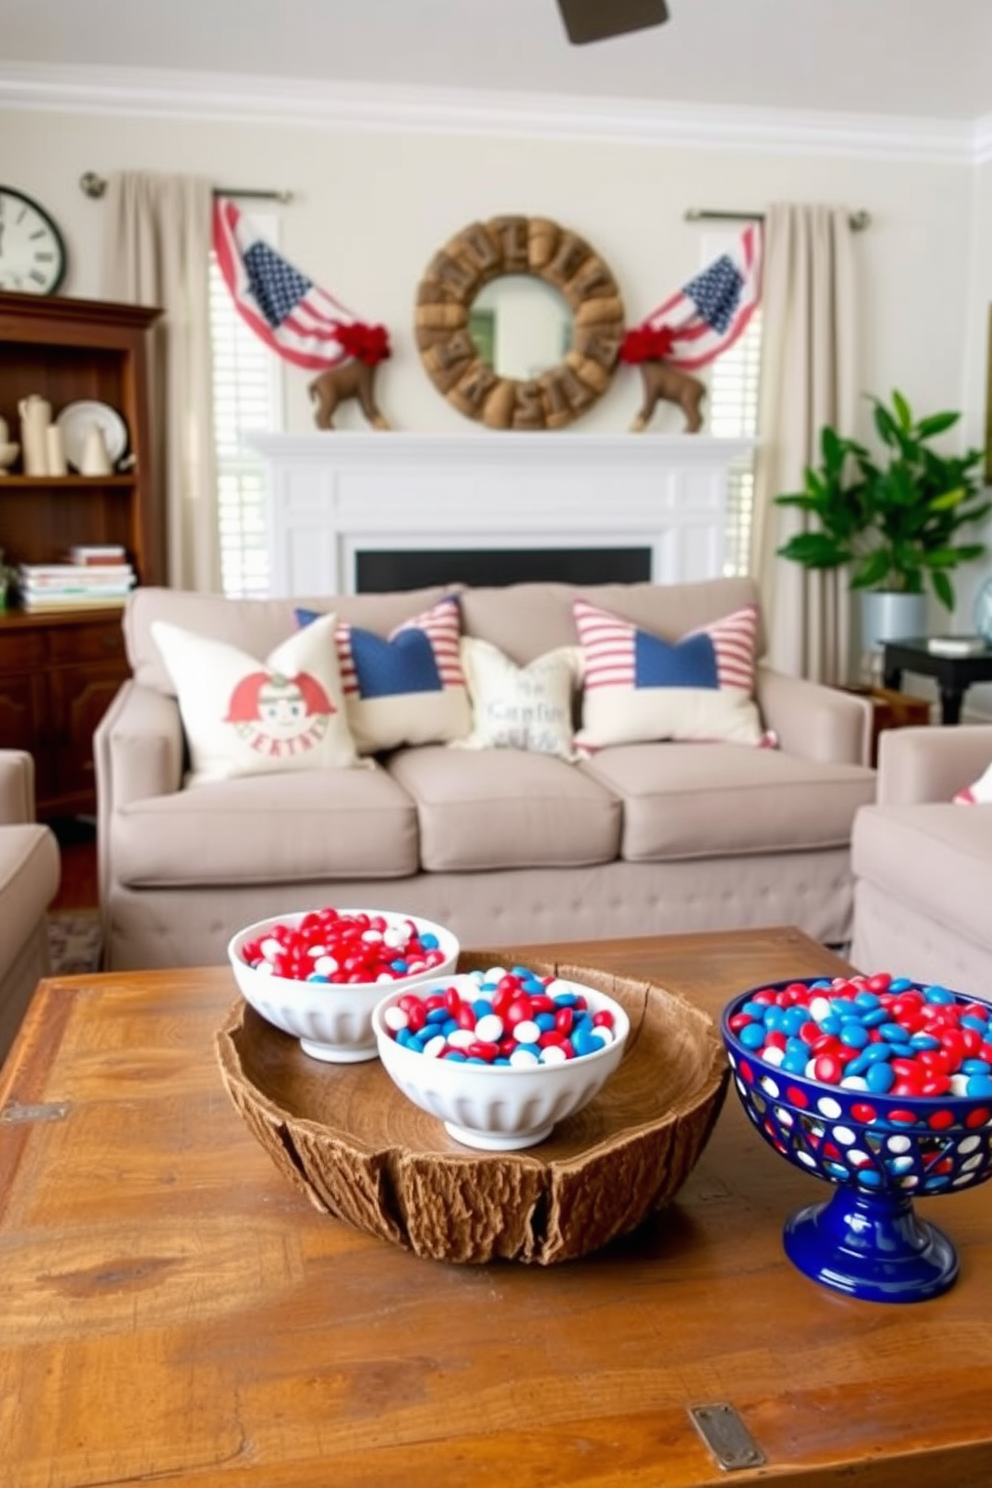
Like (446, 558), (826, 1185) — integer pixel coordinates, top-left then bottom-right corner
(228, 907), (459, 1063)
(372, 969), (630, 1151)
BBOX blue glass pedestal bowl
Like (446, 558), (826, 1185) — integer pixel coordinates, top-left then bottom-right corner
(721, 978), (992, 1303)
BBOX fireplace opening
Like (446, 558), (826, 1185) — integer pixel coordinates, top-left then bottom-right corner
(355, 547), (652, 593)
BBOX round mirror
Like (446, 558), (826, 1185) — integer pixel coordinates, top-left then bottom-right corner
(469, 274), (572, 381)
(415, 215), (625, 430)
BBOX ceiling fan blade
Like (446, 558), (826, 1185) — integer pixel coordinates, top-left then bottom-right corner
(556, 0), (669, 45)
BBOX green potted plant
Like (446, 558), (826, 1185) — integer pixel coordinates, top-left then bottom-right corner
(775, 390), (991, 648)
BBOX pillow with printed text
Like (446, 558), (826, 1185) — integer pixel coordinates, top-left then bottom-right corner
(295, 594), (471, 754)
(454, 636), (583, 761)
(151, 612), (361, 785)
(572, 597), (766, 751)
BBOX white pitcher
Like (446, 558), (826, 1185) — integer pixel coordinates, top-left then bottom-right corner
(80, 421), (112, 477)
(18, 394), (52, 477)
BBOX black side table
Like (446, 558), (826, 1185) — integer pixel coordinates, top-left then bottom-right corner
(882, 637), (992, 725)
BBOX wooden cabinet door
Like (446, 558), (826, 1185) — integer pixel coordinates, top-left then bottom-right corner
(49, 661), (128, 810)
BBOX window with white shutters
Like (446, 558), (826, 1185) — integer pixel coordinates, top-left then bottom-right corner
(209, 220), (282, 597)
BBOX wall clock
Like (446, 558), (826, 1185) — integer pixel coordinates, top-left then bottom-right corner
(0, 186), (67, 295)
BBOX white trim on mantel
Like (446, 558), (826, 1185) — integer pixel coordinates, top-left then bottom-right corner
(0, 62), (981, 164)
(250, 431), (756, 597)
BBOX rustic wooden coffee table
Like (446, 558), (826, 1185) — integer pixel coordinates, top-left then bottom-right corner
(2, 927), (991, 1487)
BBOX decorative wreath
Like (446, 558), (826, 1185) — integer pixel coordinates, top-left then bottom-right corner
(414, 215), (626, 431)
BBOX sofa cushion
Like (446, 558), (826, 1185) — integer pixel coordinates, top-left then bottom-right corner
(458, 576), (766, 665)
(573, 599), (765, 750)
(853, 803), (992, 946)
(151, 613), (360, 785)
(582, 743), (877, 861)
(127, 586), (453, 694)
(456, 637), (582, 760)
(112, 765), (419, 887)
(296, 594), (472, 754)
(386, 745), (621, 871)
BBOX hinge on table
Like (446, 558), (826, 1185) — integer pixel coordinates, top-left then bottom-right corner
(689, 1403), (765, 1471)
(1, 1100), (69, 1125)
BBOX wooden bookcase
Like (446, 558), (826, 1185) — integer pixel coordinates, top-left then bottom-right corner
(0, 292), (163, 818)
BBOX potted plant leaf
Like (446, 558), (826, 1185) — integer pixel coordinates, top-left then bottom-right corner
(775, 390), (991, 650)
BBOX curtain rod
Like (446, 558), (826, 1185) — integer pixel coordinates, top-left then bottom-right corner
(686, 206), (871, 231)
(78, 172), (293, 204)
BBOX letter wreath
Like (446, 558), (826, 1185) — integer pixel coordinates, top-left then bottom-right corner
(414, 215), (626, 431)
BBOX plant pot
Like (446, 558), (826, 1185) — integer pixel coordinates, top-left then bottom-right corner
(859, 591), (928, 652)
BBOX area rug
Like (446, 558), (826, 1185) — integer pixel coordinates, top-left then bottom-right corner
(47, 909), (103, 975)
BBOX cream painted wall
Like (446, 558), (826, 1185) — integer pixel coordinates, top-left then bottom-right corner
(0, 103), (976, 442)
(3, 98), (992, 673)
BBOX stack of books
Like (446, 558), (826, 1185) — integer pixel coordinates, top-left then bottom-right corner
(17, 548), (136, 612)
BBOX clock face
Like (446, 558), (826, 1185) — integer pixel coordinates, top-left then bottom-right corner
(0, 187), (67, 295)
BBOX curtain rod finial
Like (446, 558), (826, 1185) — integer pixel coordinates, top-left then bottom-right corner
(79, 172), (107, 199)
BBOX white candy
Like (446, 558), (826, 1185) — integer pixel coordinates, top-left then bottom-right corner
(474, 1013), (504, 1042)
(809, 995), (832, 1023)
(422, 1034), (447, 1059)
(383, 1006), (409, 1031)
(260, 936), (282, 960)
(539, 1045), (568, 1065)
(383, 927), (407, 949)
(761, 1045), (785, 1067)
(307, 944), (327, 958)
(447, 1029), (476, 1049)
(361, 929), (383, 944)
(314, 955), (339, 977)
(513, 1019), (541, 1044)
(509, 1047), (540, 1067)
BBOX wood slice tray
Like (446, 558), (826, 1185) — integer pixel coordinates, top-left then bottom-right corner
(215, 951), (729, 1265)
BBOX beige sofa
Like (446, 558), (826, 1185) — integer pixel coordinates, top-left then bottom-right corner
(95, 577), (876, 970)
(0, 751), (60, 1066)
(851, 725), (992, 997)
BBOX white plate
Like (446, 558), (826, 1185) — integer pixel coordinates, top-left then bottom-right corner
(55, 400), (129, 472)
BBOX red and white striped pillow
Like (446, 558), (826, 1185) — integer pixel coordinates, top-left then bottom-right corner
(954, 761), (992, 804)
(296, 594), (471, 754)
(573, 598), (767, 751)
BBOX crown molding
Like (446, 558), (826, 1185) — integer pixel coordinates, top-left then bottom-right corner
(0, 61), (981, 164)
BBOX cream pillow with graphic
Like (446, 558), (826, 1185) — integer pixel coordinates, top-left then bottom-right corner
(455, 637), (582, 761)
(152, 612), (361, 785)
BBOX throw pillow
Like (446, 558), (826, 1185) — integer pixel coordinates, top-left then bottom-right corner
(151, 612), (361, 785)
(455, 637), (583, 760)
(572, 597), (765, 750)
(954, 761), (992, 803)
(295, 594), (471, 754)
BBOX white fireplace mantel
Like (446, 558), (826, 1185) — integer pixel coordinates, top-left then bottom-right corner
(250, 431), (757, 596)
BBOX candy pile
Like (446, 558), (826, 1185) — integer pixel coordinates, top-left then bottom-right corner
(381, 966), (618, 1066)
(239, 909), (448, 984)
(728, 973), (992, 1101)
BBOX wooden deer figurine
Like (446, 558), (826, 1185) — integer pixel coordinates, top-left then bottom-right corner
(309, 321), (392, 431)
(630, 360), (706, 434)
(620, 324), (706, 434)
(309, 360), (391, 431)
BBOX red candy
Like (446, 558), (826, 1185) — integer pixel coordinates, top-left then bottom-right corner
(241, 907), (447, 986)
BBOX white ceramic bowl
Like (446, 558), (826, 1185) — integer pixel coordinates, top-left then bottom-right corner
(227, 908), (460, 1063)
(372, 970), (630, 1150)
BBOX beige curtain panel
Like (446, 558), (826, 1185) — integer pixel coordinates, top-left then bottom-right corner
(751, 202), (858, 685)
(101, 172), (221, 593)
